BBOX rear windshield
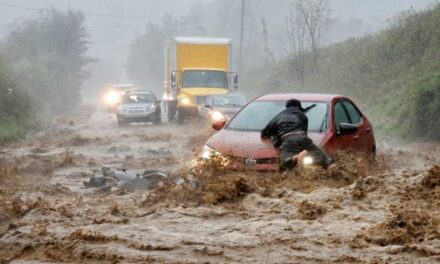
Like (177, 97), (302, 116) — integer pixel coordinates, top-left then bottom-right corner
(227, 101), (328, 132)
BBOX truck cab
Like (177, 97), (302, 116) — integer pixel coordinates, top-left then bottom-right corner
(163, 37), (238, 123)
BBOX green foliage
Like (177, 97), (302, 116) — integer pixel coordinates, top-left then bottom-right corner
(246, 4), (440, 142)
(0, 60), (36, 143)
(0, 9), (90, 143)
(411, 72), (440, 140)
(1, 9), (91, 115)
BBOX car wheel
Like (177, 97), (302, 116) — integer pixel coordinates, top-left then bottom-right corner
(368, 145), (376, 164)
(117, 118), (127, 127)
(167, 101), (177, 123)
(153, 115), (161, 124)
(177, 110), (185, 124)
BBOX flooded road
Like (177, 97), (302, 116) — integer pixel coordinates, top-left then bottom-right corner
(1, 106), (440, 263)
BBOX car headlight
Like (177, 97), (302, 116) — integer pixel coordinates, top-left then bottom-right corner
(118, 106), (127, 113)
(106, 92), (119, 105)
(146, 104), (156, 111)
(303, 156), (314, 166)
(180, 97), (191, 105)
(162, 93), (173, 101)
(201, 145), (216, 159)
(210, 111), (226, 122)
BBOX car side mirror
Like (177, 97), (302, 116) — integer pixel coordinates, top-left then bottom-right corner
(171, 72), (177, 90)
(232, 73), (238, 90)
(212, 120), (226, 131)
(338, 123), (358, 135)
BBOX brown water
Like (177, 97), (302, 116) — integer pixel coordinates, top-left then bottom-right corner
(1, 106), (440, 263)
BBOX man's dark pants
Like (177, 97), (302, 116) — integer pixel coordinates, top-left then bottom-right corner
(279, 135), (330, 171)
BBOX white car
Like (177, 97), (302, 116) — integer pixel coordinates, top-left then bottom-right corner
(116, 91), (161, 126)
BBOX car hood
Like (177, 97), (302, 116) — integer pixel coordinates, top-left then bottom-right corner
(120, 103), (154, 108)
(206, 129), (327, 159)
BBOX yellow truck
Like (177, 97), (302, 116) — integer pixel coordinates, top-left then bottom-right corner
(163, 37), (238, 123)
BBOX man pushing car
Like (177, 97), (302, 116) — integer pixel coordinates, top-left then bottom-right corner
(261, 98), (334, 172)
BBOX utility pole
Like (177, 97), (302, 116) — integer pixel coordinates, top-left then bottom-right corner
(238, 0), (245, 74)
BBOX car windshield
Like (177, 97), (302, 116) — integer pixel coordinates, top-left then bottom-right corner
(122, 94), (155, 104)
(212, 95), (246, 107)
(227, 101), (328, 132)
(182, 70), (228, 88)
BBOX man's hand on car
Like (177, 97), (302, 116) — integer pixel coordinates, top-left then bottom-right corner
(261, 136), (271, 145)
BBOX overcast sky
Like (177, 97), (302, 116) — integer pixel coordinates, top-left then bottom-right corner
(0, 0), (436, 62)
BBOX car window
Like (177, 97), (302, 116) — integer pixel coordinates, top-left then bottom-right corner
(307, 103), (328, 131)
(122, 94), (155, 104)
(227, 101), (328, 132)
(343, 101), (362, 124)
(334, 102), (350, 127)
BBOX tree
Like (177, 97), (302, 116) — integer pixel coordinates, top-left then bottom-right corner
(301, 0), (330, 68)
(0, 58), (35, 142)
(126, 14), (182, 94)
(1, 9), (91, 115)
(286, 0), (330, 83)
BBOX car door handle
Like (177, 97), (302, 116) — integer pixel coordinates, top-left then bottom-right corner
(353, 135), (360, 140)
(366, 127), (371, 133)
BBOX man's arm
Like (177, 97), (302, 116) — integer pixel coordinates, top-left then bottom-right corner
(261, 118), (276, 139)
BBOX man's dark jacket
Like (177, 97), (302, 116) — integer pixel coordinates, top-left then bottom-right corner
(261, 107), (308, 147)
(261, 106), (332, 170)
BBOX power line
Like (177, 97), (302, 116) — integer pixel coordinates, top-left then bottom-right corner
(0, 2), (39, 11)
(0, 2), (220, 20)
(0, 2), (163, 19)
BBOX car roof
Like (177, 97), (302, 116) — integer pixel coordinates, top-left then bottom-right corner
(125, 90), (155, 95)
(255, 93), (342, 102)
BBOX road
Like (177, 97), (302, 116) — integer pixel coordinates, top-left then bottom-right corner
(1, 106), (440, 263)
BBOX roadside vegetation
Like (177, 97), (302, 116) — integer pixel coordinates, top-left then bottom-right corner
(244, 3), (440, 141)
(0, 60), (35, 143)
(0, 9), (90, 143)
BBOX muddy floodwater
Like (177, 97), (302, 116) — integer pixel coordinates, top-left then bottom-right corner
(1, 106), (440, 263)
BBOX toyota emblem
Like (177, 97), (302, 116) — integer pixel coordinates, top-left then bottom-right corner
(245, 158), (257, 166)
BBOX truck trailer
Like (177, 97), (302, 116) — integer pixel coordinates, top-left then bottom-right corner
(163, 37), (238, 123)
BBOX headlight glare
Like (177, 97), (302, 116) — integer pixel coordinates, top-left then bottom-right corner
(211, 111), (226, 122)
(201, 145), (214, 159)
(106, 92), (119, 105)
(180, 97), (191, 105)
(303, 156), (314, 166)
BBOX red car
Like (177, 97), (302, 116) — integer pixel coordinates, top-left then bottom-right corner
(202, 93), (376, 171)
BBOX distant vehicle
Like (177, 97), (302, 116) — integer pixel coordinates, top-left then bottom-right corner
(105, 84), (135, 112)
(162, 37), (239, 123)
(200, 93), (247, 123)
(116, 90), (161, 126)
(202, 93), (376, 171)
